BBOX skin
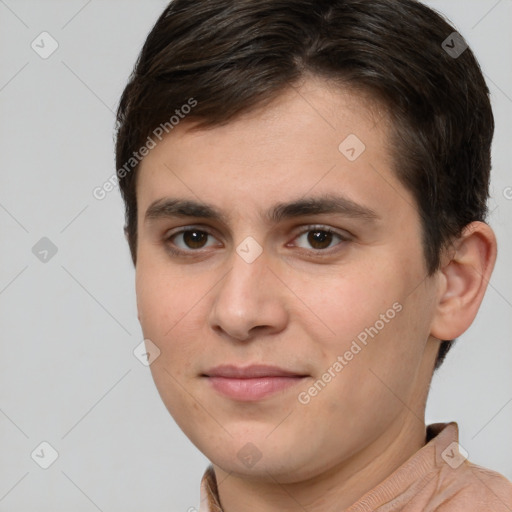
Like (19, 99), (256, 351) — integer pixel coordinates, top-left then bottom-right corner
(133, 77), (496, 512)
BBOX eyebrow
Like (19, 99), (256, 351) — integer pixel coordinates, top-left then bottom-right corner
(144, 194), (380, 225)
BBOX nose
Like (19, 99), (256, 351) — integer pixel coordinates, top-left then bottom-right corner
(208, 247), (288, 342)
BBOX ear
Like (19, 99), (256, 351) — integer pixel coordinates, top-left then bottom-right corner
(430, 221), (497, 340)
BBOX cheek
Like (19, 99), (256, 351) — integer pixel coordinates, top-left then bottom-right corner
(135, 257), (228, 382)
(320, 290), (432, 423)
(303, 267), (403, 351)
(136, 259), (188, 332)
(135, 265), (204, 422)
(136, 267), (166, 336)
(303, 261), (431, 392)
(135, 264), (196, 364)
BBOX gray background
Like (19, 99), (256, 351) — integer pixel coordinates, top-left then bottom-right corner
(0, 1), (511, 511)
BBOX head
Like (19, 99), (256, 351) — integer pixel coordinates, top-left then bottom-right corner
(115, 0), (496, 483)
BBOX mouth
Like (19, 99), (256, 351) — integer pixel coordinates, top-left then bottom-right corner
(202, 364), (309, 401)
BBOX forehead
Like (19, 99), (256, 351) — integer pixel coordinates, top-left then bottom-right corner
(136, 78), (412, 225)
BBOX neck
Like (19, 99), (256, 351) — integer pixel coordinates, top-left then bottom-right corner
(213, 412), (426, 512)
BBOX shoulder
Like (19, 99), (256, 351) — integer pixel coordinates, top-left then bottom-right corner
(434, 460), (512, 511)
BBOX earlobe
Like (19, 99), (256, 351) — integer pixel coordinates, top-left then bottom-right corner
(430, 221), (497, 340)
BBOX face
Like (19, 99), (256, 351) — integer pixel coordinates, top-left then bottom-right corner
(134, 78), (441, 482)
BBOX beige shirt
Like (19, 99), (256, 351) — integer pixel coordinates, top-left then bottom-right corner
(198, 422), (512, 511)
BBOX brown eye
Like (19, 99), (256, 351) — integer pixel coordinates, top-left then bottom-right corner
(294, 227), (348, 252)
(181, 230), (209, 249)
(166, 228), (219, 253)
(307, 230), (334, 250)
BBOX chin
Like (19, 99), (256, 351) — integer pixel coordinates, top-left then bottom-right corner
(191, 427), (319, 481)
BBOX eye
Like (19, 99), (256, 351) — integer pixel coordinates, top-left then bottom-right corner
(292, 226), (350, 252)
(163, 224), (350, 258)
(165, 227), (220, 253)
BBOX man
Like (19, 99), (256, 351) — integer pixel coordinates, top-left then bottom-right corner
(115, 0), (512, 510)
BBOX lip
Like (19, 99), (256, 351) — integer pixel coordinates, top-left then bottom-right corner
(204, 364), (306, 378)
(202, 365), (308, 401)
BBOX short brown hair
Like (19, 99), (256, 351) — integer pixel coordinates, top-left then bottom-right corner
(115, 0), (494, 369)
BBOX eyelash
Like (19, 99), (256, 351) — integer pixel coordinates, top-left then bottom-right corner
(163, 225), (351, 258)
